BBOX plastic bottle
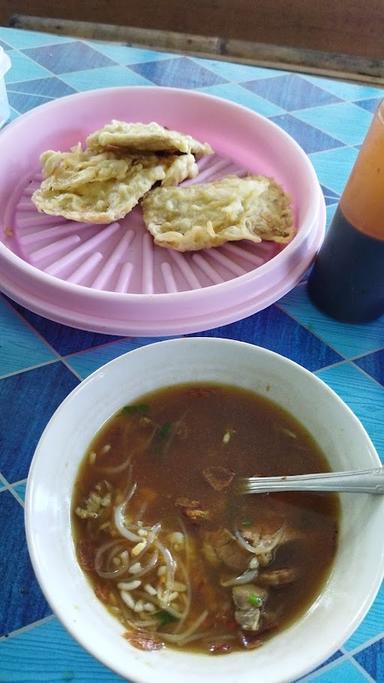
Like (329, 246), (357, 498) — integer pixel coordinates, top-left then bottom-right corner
(307, 101), (384, 322)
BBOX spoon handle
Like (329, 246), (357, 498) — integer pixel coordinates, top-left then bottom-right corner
(238, 467), (384, 494)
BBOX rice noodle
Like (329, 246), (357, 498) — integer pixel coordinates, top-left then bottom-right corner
(123, 481), (138, 505)
(135, 501), (148, 521)
(159, 610), (208, 644)
(124, 615), (161, 631)
(145, 523), (162, 545)
(106, 543), (127, 567)
(220, 568), (259, 587)
(143, 424), (160, 450)
(95, 539), (122, 562)
(155, 540), (176, 604)
(130, 589), (183, 620)
(95, 539), (130, 579)
(173, 558), (191, 632)
(129, 523), (162, 565)
(89, 478), (207, 645)
(156, 541), (176, 581)
(177, 514), (189, 541)
(161, 410), (189, 457)
(128, 551), (159, 579)
(100, 458), (133, 475)
(114, 484), (140, 542)
(160, 605), (183, 619)
(170, 515), (192, 632)
(115, 519), (141, 543)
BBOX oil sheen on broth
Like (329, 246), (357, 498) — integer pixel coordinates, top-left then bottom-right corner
(72, 383), (339, 654)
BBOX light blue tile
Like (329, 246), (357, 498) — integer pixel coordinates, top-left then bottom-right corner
(87, 40), (175, 65)
(198, 82), (284, 117)
(7, 76), (75, 98)
(0, 37), (11, 51)
(344, 582), (384, 651)
(0, 28), (72, 49)
(356, 97), (382, 114)
(24, 42), (115, 75)
(243, 73), (341, 112)
(0, 618), (123, 681)
(0, 297), (55, 376)
(309, 146), (359, 195)
(5, 50), (52, 84)
(196, 57), (285, 82)
(279, 284), (384, 357)
(305, 658), (369, 682)
(60, 65), (152, 91)
(66, 337), (167, 379)
(302, 74), (383, 102)
(129, 56), (225, 89)
(270, 113), (343, 153)
(13, 481), (27, 502)
(321, 185), (340, 203)
(316, 363), (384, 459)
(8, 107), (19, 122)
(8, 91), (53, 114)
(294, 103), (373, 146)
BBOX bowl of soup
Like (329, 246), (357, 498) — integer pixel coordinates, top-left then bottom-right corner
(25, 338), (384, 683)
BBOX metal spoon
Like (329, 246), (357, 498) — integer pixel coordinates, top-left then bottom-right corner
(236, 467), (384, 495)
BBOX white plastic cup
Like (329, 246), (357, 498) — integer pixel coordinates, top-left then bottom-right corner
(0, 46), (11, 128)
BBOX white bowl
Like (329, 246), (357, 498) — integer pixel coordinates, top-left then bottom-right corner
(25, 338), (384, 683)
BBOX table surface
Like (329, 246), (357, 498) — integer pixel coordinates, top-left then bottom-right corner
(0, 25), (383, 683)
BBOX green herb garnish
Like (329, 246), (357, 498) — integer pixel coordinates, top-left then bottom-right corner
(248, 593), (263, 608)
(157, 610), (179, 626)
(158, 422), (173, 439)
(121, 404), (150, 416)
(152, 422), (174, 456)
(241, 520), (252, 527)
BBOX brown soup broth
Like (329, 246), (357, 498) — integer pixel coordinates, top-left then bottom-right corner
(72, 383), (339, 654)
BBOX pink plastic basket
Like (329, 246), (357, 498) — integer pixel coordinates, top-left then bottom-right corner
(0, 87), (325, 335)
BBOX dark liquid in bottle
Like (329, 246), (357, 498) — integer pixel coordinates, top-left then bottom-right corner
(308, 206), (384, 323)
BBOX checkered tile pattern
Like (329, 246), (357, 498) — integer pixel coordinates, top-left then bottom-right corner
(0, 25), (383, 682)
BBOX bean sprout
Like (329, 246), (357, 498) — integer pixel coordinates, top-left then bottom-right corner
(220, 568), (259, 587)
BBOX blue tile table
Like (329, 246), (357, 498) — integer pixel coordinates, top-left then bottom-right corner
(0, 26), (383, 683)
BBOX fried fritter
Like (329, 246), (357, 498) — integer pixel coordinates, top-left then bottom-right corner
(86, 120), (213, 157)
(142, 175), (294, 251)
